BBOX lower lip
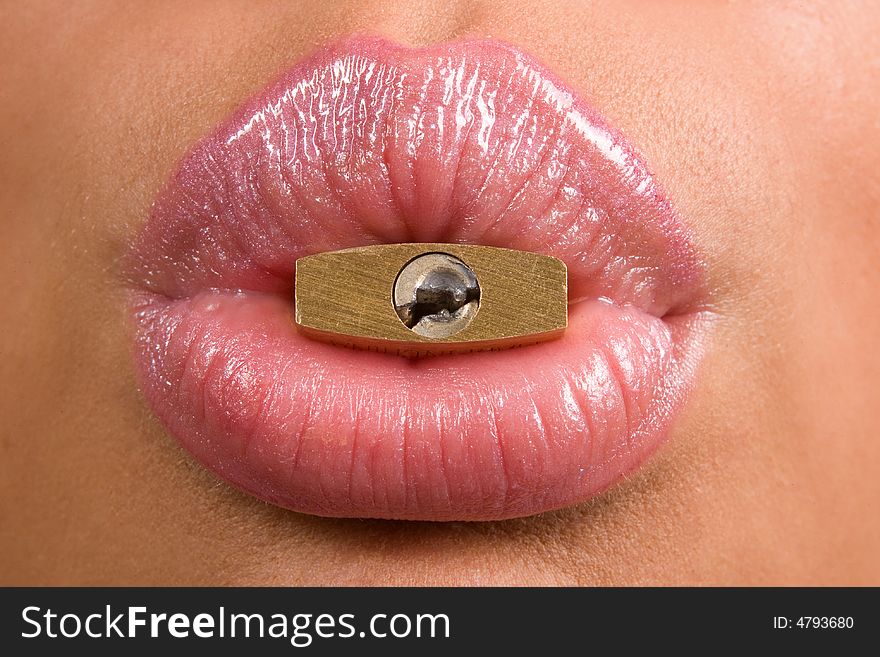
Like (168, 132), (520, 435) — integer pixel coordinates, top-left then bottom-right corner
(134, 291), (705, 519)
(128, 37), (709, 520)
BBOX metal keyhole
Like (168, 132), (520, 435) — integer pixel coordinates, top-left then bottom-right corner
(393, 253), (480, 338)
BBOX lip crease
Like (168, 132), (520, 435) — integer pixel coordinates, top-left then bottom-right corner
(127, 36), (709, 520)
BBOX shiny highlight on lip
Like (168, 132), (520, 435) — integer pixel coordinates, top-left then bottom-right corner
(127, 36), (709, 520)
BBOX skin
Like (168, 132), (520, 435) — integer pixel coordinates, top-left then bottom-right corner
(0, 0), (878, 585)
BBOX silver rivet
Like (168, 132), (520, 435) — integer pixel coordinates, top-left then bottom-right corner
(393, 253), (480, 338)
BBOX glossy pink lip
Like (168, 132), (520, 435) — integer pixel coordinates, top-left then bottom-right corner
(127, 36), (709, 520)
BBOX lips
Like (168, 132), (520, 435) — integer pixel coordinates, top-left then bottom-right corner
(127, 36), (709, 520)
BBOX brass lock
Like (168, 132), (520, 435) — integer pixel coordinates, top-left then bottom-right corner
(294, 243), (567, 356)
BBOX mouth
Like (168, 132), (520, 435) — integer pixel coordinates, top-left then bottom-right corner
(127, 36), (710, 521)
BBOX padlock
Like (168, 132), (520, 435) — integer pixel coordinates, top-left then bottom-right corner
(294, 243), (568, 357)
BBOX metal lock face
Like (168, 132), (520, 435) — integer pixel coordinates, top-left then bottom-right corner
(392, 252), (481, 338)
(294, 243), (567, 356)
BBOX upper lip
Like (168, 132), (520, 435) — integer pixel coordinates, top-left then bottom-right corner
(127, 36), (709, 520)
